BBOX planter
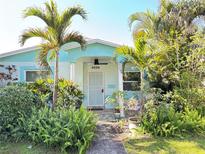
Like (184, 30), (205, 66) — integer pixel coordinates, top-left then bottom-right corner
(128, 117), (138, 130)
(114, 112), (121, 119)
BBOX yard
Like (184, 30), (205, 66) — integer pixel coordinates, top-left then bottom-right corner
(124, 130), (205, 154)
(0, 0), (205, 154)
(1, 130), (205, 154)
(0, 141), (61, 154)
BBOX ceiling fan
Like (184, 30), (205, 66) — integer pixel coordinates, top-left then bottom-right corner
(94, 58), (108, 65)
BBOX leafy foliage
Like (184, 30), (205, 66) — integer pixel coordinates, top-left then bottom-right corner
(19, 107), (96, 153)
(121, 0), (205, 137)
(0, 85), (38, 140)
(28, 78), (84, 109)
(142, 102), (205, 137)
(128, 0), (205, 91)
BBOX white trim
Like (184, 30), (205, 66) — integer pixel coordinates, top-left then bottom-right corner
(118, 63), (125, 117)
(64, 39), (120, 50)
(24, 70), (50, 83)
(70, 63), (75, 81)
(118, 63), (123, 91)
(87, 67), (105, 108)
(0, 39), (121, 59)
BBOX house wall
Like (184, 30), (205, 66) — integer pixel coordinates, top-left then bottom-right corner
(0, 49), (70, 81)
(0, 42), (141, 110)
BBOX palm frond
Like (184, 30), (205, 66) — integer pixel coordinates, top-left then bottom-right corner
(116, 45), (136, 62)
(58, 6), (87, 34)
(129, 12), (147, 28)
(38, 42), (57, 71)
(62, 31), (87, 49)
(44, 0), (59, 28)
(23, 7), (51, 26)
(129, 11), (156, 38)
(19, 27), (57, 46)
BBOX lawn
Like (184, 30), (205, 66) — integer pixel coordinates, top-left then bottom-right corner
(0, 141), (63, 154)
(124, 131), (205, 154)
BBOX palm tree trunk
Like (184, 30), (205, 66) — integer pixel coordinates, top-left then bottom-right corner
(52, 51), (59, 110)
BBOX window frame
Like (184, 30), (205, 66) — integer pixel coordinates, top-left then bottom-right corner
(24, 70), (50, 83)
(123, 65), (141, 91)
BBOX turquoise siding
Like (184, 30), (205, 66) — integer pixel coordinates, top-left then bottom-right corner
(19, 66), (54, 81)
(0, 50), (38, 62)
(0, 50), (69, 63)
(66, 43), (116, 62)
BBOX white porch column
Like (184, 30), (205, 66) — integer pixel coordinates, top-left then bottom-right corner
(118, 63), (125, 118)
(70, 63), (75, 81)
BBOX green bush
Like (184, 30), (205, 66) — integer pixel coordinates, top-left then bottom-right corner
(142, 103), (183, 137)
(142, 102), (205, 137)
(28, 79), (84, 109)
(181, 108), (205, 134)
(0, 85), (37, 139)
(171, 88), (205, 113)
(20, 107), (96, 153)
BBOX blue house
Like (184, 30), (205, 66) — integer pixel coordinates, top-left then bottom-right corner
(0, 39), (141, 109)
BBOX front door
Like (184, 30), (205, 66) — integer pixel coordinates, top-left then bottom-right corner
(88, 72), (104, 108)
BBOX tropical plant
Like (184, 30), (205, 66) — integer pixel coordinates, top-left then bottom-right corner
(129, 0), (205, 91)
(142, 102), (205, 137)
(105, 90), (126, 117)
(19, 107), (96, 153)
(0, 85), (37, 140)
(19, 0), (87, 109)
(28, 78), (84, 109)
(116, 34), (152, 116)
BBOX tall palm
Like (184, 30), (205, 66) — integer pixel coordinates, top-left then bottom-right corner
(19, 0), (87, 109)
(116, 34), (153, 116)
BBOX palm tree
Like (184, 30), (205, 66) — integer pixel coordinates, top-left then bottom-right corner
(19, 0), (87, 110)
(116, 34), (152, 117)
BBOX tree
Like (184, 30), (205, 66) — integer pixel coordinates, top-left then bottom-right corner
(116, 33), (152, 116)
(128, 0), (205, 91)
(19, 0), (87, 109)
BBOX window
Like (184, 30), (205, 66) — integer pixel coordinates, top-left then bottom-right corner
(123, 64), (141, 91)
(25, 71), (50, 82)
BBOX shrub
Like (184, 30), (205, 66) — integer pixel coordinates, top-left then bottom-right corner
(181, 108), (205, 134)
(20, 107), (96, 153)
(142, 102), (205, 137)
(0, 85), (37, 139)
(28, 79), (84, 109)
(142, 103), (183, 137)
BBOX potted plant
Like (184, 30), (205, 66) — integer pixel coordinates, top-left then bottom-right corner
(105, 91), (126, 118)
(114, 105), (121, 119)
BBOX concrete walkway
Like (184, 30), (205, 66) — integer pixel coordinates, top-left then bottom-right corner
(87, 110), (127, 154)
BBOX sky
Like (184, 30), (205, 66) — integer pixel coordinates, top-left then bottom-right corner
(0, 0), (159, 54)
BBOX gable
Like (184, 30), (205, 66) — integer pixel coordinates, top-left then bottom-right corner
(65, 43), (117, 62)
(0, 39), (120, 63)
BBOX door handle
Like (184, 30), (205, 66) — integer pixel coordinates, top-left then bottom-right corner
(101, 89), (104, 93)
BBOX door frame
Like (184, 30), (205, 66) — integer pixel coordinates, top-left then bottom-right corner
(87, 69), (105, 108)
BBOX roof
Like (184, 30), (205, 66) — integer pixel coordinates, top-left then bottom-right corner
(0, 39), (121, 59)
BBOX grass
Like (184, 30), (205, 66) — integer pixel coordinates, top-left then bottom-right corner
(124, 129), (205, 154)
(0, 141), (62, 154)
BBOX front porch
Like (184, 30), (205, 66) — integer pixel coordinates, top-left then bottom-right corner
(68, 57), (123, 110)
(61, 40), (141, 111)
